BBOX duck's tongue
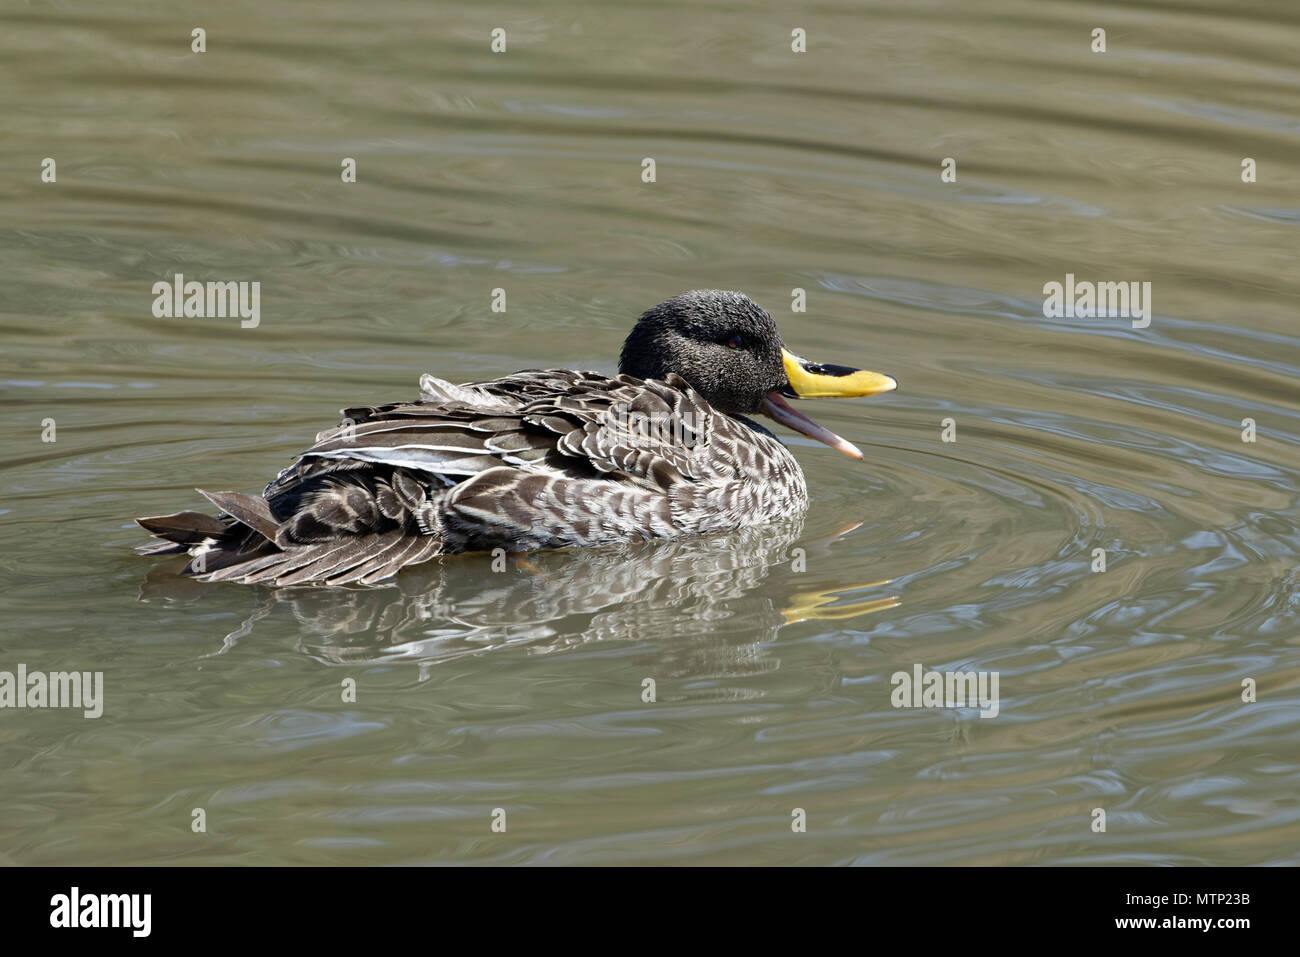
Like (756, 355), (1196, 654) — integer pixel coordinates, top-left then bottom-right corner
(762, 392), (864, 460)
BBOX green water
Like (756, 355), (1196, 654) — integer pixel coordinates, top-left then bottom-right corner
(1, 0), (1298, 865)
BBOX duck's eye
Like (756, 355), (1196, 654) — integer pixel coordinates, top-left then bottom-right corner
(726, 334), (744, 349)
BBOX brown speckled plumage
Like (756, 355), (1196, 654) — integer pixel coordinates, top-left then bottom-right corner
(136, 291), (880, 587)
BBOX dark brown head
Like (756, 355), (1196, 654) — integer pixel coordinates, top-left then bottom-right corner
(618, 290), (786, 414)
(618, 290), (897, 458)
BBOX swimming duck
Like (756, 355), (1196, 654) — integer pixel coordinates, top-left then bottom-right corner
(136, 290), (896, 586)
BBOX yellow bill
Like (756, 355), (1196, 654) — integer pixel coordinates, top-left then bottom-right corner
(762, 348), (897, 460)
(780, 349), (898, 399)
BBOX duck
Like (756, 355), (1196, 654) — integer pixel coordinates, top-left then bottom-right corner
(136, 290), (897, 586)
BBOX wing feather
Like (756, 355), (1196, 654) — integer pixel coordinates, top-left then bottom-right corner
(143, 368), (797, 585)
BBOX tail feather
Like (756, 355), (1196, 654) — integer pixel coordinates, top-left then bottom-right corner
(137, 539), (188, 556)
(351, 534), (436, 585)
(195, 489), (281, 543)
(191, 548), (285, 583)
(136, 510), (231, 545)
(138, 468), (450, 586)
(190, 530), (438, 586)
(137, 493), (442, 586)
(255, 535), (379, 586)
(193, 547), (286, 583)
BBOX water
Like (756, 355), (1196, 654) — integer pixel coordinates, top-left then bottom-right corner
(2, 0), (1299, 865)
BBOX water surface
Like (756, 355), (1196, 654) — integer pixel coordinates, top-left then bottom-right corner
(2, 0), (1299, 865)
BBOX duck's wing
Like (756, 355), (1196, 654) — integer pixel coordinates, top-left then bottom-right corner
(266, 370), (726, 500)
(270, 369), (779, 551)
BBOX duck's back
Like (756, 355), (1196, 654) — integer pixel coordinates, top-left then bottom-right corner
(136, 370), (808, 586)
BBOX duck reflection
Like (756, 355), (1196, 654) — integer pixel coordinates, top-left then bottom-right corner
(140, 518), (897, 675)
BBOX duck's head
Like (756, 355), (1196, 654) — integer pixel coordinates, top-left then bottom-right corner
(618, 290), (896, 459)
